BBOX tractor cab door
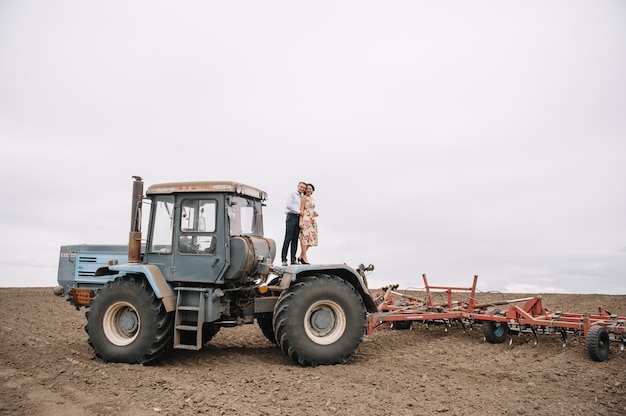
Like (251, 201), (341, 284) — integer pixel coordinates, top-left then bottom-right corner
(144, 194), (228, 284)
(171, 195), (227, 284)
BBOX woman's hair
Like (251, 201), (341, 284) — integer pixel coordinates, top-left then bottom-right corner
(307, 183), (315, 191)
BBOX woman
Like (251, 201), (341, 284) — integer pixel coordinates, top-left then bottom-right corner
(298, 183), (318, 264)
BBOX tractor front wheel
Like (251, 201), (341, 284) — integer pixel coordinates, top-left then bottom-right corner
(85, 275), (173, 364)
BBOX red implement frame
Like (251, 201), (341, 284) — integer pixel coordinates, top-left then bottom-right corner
(366, 274), (626, 362)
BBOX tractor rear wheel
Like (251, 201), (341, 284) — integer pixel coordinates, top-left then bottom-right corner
(179, 323), (220, 346)
(85, 275), (173, 364)
(586, 325), (610, 362)
(273, 274), (367, 366)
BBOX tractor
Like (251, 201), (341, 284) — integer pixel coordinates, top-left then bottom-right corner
(57, 176), (377, 366)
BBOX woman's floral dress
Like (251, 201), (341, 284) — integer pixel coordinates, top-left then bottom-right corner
(299, 196), (318, 246)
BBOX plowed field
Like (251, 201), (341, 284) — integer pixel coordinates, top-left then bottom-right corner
(1, 288), (624, 416)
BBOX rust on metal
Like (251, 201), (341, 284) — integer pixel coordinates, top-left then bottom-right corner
(366, 274), (625, 362)
(128, 176), (143, 263)
(71, 288), (95, 307)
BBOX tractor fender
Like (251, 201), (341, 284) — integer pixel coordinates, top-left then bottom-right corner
(288, 264), (378, 313)
(108, 263), (177, 312)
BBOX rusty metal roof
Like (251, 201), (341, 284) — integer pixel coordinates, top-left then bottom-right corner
(146, 181), (267, 200)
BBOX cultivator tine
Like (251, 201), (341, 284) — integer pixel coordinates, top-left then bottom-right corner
(561, 331), (568, 347)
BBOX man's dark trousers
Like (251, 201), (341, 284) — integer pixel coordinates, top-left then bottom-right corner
(281, 213), (300, 263)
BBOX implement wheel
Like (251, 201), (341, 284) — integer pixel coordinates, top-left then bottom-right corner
(391, 301), (412, 330)
(85, 275), (173, 364)
(482, 320), (509, 344)
(273, 274), (367, 366)
(586, 326), (610, 362)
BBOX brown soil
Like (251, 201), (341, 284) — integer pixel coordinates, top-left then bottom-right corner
(1, 287), (625, 416)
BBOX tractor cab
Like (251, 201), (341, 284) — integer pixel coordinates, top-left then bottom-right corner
(142, 181), (275, 285)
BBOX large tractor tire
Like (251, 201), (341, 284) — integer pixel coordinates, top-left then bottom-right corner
(180, 323), (220, 346)
(85, 275), (173, 364)
(273, 274), (367, 366)
(586, 325), (610, 362)
(201, 324), (221, 344)
(257, 313), (277, 345)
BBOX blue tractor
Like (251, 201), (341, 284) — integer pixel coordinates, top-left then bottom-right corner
(57, 176), (377, 366)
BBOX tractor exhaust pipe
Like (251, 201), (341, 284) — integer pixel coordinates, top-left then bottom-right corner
(128, 176), (143, 263)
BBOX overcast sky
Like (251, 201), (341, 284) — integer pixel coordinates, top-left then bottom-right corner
(1, 1), (624, 294)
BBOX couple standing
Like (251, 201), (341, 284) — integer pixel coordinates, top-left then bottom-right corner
(280, 181), (318, 266)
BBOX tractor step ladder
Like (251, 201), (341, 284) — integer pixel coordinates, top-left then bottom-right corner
(174, 287), (206, 350)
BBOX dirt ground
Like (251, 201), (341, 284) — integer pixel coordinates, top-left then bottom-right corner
(1, 287), (625, 416)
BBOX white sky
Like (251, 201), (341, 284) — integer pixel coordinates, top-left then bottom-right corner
(1, 1), (624, 294)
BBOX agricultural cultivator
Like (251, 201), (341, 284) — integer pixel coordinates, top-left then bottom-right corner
(366, 274), (626, 362)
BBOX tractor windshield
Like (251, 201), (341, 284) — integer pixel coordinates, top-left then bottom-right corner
(148, 195), (175, 253)
(227, 196), (264, 236)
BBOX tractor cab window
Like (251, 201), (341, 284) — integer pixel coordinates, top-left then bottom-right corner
(179, 199), (217, 255)
(181, 199), (216, 232)
(228, 196), (263, 236)
(149, 196), (174, 253)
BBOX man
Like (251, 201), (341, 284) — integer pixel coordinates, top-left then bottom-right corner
(281, 181), (306, 266)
